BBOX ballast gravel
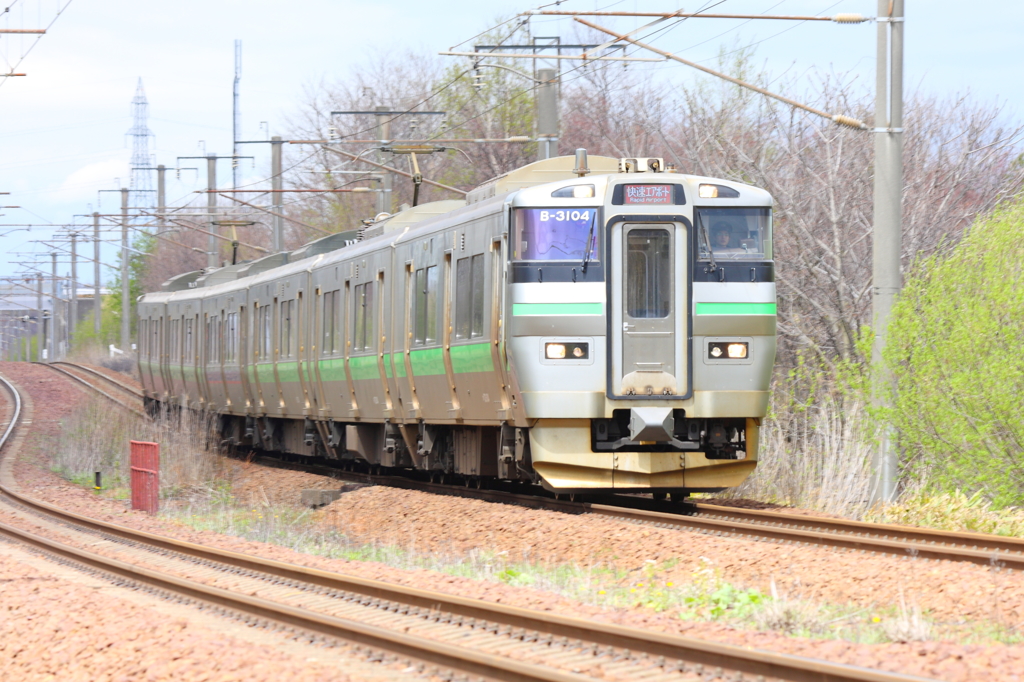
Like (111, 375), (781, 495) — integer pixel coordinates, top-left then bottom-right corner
(0, 547), (369, 682)
(3, 361), (1024, 680)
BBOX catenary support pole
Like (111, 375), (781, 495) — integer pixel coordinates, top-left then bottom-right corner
(375, 106), (392, 216)
(35, 273), (43, 361)
(70, 232), (77, 344)
(536, 68), (559, 160)
(93, 212), (101, 334)
(49, 251), (58, 360)
(271, 136), (283, 252)
(871, 0), (904, 503)
(157, 164), (167, 235)
(50, 253), (59, 360)
(207, 154), (218, 268)
(121, 188), (130, 353)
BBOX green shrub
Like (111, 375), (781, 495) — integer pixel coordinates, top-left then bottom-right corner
(885, 198), (1024, 507)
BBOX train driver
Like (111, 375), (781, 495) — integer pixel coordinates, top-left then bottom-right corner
(711, 224), (741, 252)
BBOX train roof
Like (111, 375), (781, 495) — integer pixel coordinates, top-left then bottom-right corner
(143, 154), (772, 305)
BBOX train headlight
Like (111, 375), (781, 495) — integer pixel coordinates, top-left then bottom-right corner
(708, 341), (749, 360)
(545, 343), (566, 359)
(544, 342), (589, 360)
(727, 343), (748, 359)
(699, 183), (741, 199)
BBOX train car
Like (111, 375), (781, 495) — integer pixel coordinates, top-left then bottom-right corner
(137, 152), (776, 495)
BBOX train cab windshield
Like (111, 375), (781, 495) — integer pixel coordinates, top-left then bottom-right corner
(696, 207), (772, 261)
(514, 208), (599, 261)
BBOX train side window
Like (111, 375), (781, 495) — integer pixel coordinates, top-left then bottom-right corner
(455, 256), (486, 339)
(258, 304), (271, 361)
(470, 254), (485, 338)
(255, 307), (262, 360)
(412, 266), (438, 345)
(425, 265), (437, 342)
(322, 290), (335, 355)
(185, 318), (194, 364)
(414, 269), (426, 345)
(280, 299), (293, 358)
(364, 279), (375, 351)
(204, 317), (211, 363)
(331, 289), (340, 353)
(139, 320), (147, 358)
(455, 258), (471, 339)
(353, 284), (365, 351)
(215, 316), (223, 364)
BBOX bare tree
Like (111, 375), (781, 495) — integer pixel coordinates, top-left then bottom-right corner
(562, 56), (1024, 368)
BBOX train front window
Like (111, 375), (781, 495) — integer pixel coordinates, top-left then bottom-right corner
(696, 208), (772, 261)
(626, 229), (672, 318)
(514, 208), (598, 261)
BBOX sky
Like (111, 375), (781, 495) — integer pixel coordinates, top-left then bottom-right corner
(1, 0), (1022, 283)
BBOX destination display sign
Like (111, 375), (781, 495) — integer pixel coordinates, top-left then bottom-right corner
(622, 184), (674, 205)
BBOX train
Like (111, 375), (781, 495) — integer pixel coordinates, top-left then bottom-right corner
(136, 151), (776, 495)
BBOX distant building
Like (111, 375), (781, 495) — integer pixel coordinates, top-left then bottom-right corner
(0, 282), (111, 358)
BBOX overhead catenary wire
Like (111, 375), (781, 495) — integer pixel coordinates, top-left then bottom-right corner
(0, 0), (75, 89)
(574, 17), (868, 130)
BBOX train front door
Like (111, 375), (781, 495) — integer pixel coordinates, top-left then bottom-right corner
(609, 222), (688, 398)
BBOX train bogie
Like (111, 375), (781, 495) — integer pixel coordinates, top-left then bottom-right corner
(137, 153), (776, 494)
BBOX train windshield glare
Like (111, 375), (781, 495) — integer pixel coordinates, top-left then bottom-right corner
(696, 207), (772, 261)
(514, 208), (598, 261)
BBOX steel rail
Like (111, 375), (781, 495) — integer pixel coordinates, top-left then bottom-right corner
(691, 502), (1024, 559)
(30, 362), (147, 417)
(292, 460), (1024, 571)
(51, 361), (144, 398)
(0, 374), (928, 682)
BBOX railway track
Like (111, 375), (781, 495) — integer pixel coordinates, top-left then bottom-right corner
(28, 359), (1024, 575)
(284, 460), (1024, 573)
(0, 370), (933, 682)
(31, 361), (147, 417)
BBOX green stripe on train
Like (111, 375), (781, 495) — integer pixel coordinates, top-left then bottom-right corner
(512, 302), (603, 316)
(451, 342), (494, 373)
(410, 347), (445, 376)
(318, 357), (346, 383)
(348, 355), (378, 381)
(695, 302), (776, 315)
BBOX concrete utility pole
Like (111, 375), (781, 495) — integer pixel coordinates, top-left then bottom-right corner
(35, 273), (43, 361)
(120, 187), (130, 352)
(207, 154), (218, 268)
(271, 136), (284, 253)
(157, 164), (167, 234)
(93, 212), (101, 334)
(871, 0), (904, 504)
(70, 232), (77, 343)
(374, 106), (393, 216)
(50, 253), (58, 361)
(536, 67), (559, 161)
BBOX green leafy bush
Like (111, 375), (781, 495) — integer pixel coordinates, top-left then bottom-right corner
(885, 199), (1024, 506)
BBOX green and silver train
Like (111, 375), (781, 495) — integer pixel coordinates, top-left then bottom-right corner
(136, 152), (776, 494)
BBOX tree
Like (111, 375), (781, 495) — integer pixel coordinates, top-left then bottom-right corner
(885, 198), (1024, 507)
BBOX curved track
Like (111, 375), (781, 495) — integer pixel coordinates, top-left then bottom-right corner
(290, 461), (1024, 572)
(0, 370), (930, 682)
(30, 361), (147, 417)
(37, 358), (1020, 574)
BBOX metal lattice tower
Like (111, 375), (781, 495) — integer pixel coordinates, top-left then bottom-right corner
(127, 78), (155, 212)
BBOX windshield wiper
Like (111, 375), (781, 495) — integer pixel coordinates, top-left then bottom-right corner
(581, 210), (597, 274)
(698, 214), (717, 271)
